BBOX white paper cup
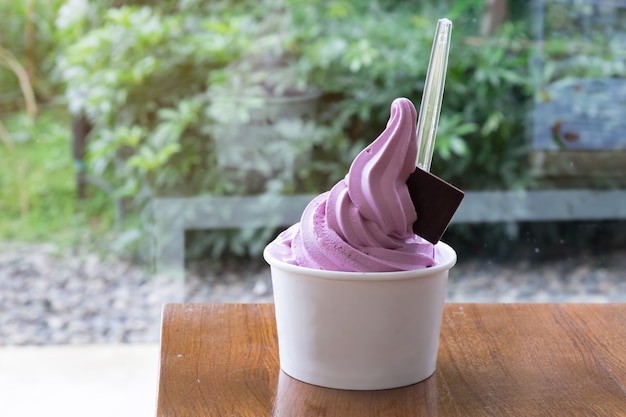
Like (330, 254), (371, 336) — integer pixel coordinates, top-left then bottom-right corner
(263, 241), (456, 390)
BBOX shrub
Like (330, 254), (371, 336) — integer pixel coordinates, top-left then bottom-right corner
(56, 0), (536, 258)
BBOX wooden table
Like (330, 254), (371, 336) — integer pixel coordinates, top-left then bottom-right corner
(156, 304), (626, 416)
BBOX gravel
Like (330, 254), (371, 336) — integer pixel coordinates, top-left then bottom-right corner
(1, 241), (624, 346)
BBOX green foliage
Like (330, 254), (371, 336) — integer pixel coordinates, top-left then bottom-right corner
(52, 0), (539, 258)
(0, 0), (66, 107)
(0, 108), (114, 245)
(0, 1), (113, 248)
(536, 2), (626, 84)
(53, 0), (348, 257)
(3, 0), (623, 260)
(58, 5), (236, 199)
(438, 23), (533, 189)
(293, 2), (533, 190)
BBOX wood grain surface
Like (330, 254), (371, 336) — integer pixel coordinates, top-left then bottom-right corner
(156, 304), (626, 417)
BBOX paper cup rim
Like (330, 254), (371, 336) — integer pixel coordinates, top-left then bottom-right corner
(264, 241), (456, 281)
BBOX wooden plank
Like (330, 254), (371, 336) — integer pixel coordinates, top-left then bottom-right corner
(156, 304), (279, 416)
(530, 150), (626, 180)
(156, 303), (626, 417)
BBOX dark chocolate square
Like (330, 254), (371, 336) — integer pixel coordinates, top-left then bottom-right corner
(406, 168), (464, 244)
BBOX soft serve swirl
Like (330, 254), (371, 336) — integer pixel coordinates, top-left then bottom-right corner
(267, 98), (436, 272)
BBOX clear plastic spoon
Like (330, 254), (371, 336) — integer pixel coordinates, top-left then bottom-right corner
(415, 18), (452, 172)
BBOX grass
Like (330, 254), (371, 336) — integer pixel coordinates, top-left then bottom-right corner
(0, 106), (115, 247)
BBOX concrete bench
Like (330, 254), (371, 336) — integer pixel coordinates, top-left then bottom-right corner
(151, 189), (626, 293)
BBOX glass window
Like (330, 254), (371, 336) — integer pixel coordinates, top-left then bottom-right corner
(1, 0), (624, 350)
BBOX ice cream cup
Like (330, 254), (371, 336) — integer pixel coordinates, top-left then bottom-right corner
(263, 241), (456, 390)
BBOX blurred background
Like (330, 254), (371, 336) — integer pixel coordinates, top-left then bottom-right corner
(1, 1), (625, 410)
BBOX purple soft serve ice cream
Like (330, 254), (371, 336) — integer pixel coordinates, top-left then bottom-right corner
(266, 97), (439, 272)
